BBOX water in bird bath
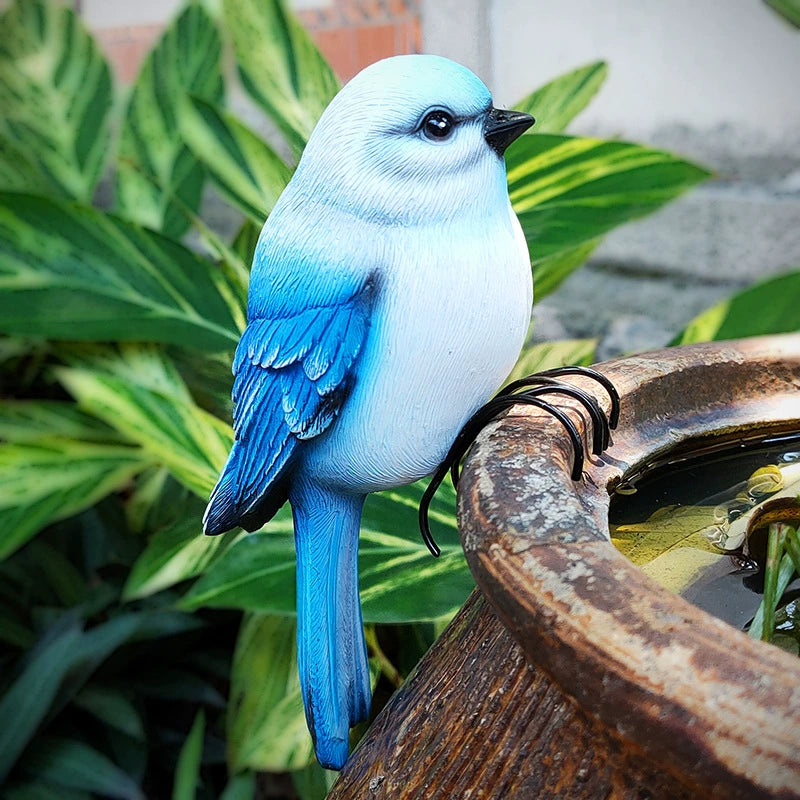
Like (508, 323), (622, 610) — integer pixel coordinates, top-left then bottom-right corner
(608, 435), (800, 652)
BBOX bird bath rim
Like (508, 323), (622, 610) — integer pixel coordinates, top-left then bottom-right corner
(458, 333), (800, 799)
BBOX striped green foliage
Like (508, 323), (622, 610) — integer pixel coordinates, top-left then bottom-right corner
(180, 97), (292, 224)
(223, 0), (339, 157)
(507, 337), (597, 385)
(123, 515), (242, 600)
(0, 437), (148, 561)
(57, 362), (233, 500)
(231, 219), (261, 267)
(0, 400), (120, 443)
(0, 397), (149, 561)
(0, 138), (54, 194)
(673, 269), (800, 344)
(226, 614), (313, 772)
(0, 0), (111, 201)
(0, 193), (240, 350)
(181, 481), (471, 624)
(116, 2), (224, 236)
(507, 134), (710, 298)
(514, 60), (608, 134)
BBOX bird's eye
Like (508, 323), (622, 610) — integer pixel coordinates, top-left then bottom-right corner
(421, 110), (454, 141)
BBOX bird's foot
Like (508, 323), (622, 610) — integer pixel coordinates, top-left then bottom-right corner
(418, 366), (620, 556)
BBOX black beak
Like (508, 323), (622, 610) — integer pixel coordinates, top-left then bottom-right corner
(483, 108), (535, 155)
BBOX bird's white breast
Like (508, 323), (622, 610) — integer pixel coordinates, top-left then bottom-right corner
(304, 201), (532, 494)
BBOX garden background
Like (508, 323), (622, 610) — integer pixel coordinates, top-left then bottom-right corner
(0, 1), (798, 798)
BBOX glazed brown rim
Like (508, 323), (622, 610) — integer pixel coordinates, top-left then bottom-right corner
(458, 333), (800, 798)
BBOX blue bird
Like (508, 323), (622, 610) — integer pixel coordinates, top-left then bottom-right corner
(204, 54), (534, 770)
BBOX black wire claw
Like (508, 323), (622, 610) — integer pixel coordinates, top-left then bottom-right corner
(418, 366), (620, 558)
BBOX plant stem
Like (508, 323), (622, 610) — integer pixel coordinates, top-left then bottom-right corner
(364, 626), (403, 689)
(782, 525), (800, 574)
(760, 522), (789, 642)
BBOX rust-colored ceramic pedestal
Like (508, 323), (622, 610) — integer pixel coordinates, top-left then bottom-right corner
(328, 335), (800, 800)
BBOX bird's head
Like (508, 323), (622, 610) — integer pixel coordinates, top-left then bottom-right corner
(291, 55), (534, 226)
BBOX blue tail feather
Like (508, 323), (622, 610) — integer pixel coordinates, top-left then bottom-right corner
(203, 438), (292, 535)
(290, 480), (370, 770)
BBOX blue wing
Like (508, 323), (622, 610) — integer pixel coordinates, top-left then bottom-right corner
(203, 275), (376, 535)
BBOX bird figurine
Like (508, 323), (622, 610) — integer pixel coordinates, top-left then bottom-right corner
(204, 54), (536, 770)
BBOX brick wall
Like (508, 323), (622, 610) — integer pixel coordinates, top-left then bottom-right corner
(87, 0), (420, 85)
(298, 0), (420, 81)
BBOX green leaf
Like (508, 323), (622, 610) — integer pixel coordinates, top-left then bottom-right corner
(57, 361), (233, 498)
(73, 686), (145, 740)
(219, 772), (256, 800)
(181, 482), (472, 624)
(116, 2), (224, 236)
(0, 611), (157, 780)
(124, 515), (242, 600)
(0, 618), (83, 781)
(672, 269), (800, 345)
(227, 614), (313, 772)
(0, 438), (148, 560)
(180, 97), (292, 224)
(3, 782), (92, 800)
(359, 482), (470, 623)
(220, 773), (256, 800)
(291, 762), (338, 800)
(533, 238), (601, 299)
(765, 0), (800, 27)
(0, 609), (34, 649)
(0, 400), (120, 444)
(506, 338), (597, 385)
(0, 193), (240, 350)
(231, 220), (261, 268)
(0, 0), (112, 200)
(223, 0), (339, 156)
(26, 540), (86, 606)
(21, 737), (144, 800)
(749, 550), (797, 640)
(179, 511), (295, 615)
(0, 137), (54, 194)
(507, 134), (710, 297)
(172, 710), (205, 800)
(514, 61), (608, 134)
(58, 344), (194, 404)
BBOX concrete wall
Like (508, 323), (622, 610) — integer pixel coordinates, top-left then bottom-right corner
(424, 1), (800, 356)
(490, 0), (800, 145)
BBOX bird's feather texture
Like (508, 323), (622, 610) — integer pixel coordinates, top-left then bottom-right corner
(203, 274), (376, 534)
(291, 481), (369, 770)
(204, 54), (534, 769)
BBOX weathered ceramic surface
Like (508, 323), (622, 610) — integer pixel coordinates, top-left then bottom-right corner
(329, 334), (800, 799)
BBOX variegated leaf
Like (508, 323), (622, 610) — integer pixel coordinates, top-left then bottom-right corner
(223, 0), (339, 156)
(116, 2), (224, 236)
(123, 514), (242, 601)
(507, 134), (710, 298)
(0, 400), (120, 443)
(673, 269), (800, 344)
(514, 60), (608, 134)
(0, 438), (149, 560)
(0, 193), (240, 350)
(57, 353), (233, 499)
(0, 0), (112, 200)
(180, 481), (471, 624)
(226, 614), (313, 772)
(506, 338), (597, 385)
(180, 97), (292, 225)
